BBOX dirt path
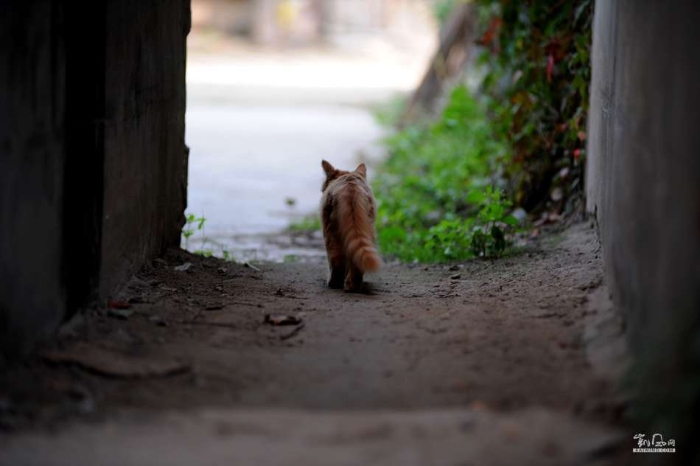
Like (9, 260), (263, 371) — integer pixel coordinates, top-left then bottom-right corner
(0, 222), (630, 465)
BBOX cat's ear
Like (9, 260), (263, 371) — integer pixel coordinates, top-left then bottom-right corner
(354, 163), (367, 178)
(322, 160), (336, 177)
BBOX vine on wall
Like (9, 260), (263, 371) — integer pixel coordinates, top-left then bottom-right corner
(476, 0), (592, 216)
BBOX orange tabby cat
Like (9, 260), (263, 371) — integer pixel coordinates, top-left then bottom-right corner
(320, 160), (381, 292)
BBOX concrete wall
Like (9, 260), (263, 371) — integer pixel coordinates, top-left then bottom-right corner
(0, 0), (190, 360)
(587, 0), (700, 459)
(0, 1), (67, 359)
(100, 0), (190, 296)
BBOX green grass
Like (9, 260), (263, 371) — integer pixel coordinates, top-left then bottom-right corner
(282, 86), (520, 263)
(373, 85), (519, 262)
(287, 213), (321, 233)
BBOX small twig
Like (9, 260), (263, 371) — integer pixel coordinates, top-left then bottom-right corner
(228, 301), (265, 308)
(244, 262), (261, 272)
(185, 321), (239, 329)
(280, 323), (305, 341)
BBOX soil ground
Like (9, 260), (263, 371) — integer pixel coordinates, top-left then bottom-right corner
(0, 222), (631, 465)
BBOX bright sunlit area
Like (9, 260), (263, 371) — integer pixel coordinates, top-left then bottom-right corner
(184, 0), (438, 262)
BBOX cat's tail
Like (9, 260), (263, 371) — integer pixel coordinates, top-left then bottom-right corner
(338, 188), (381, 273)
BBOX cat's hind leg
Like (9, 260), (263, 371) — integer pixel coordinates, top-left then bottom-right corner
(328, 259), (346, 289)
(344, 265), (363, 293)
(325, 235), (346, 289)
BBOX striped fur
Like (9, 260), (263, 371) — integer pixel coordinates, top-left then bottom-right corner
(320, 160), (381, 292)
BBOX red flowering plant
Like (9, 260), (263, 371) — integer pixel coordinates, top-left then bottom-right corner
(475, 0), (592, 218)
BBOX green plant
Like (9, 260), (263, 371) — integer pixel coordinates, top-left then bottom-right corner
(370, 0), (593, 262)
(181, 216), (237, 260)
(475, 0), (592, 212)
(463, 187), (518, 257)
(373, 85), (519, 262)
(182, 213), (206, 250)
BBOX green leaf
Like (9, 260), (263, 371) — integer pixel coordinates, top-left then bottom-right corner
(466, 190), (487, 204)
(502, 215), (520, 226)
